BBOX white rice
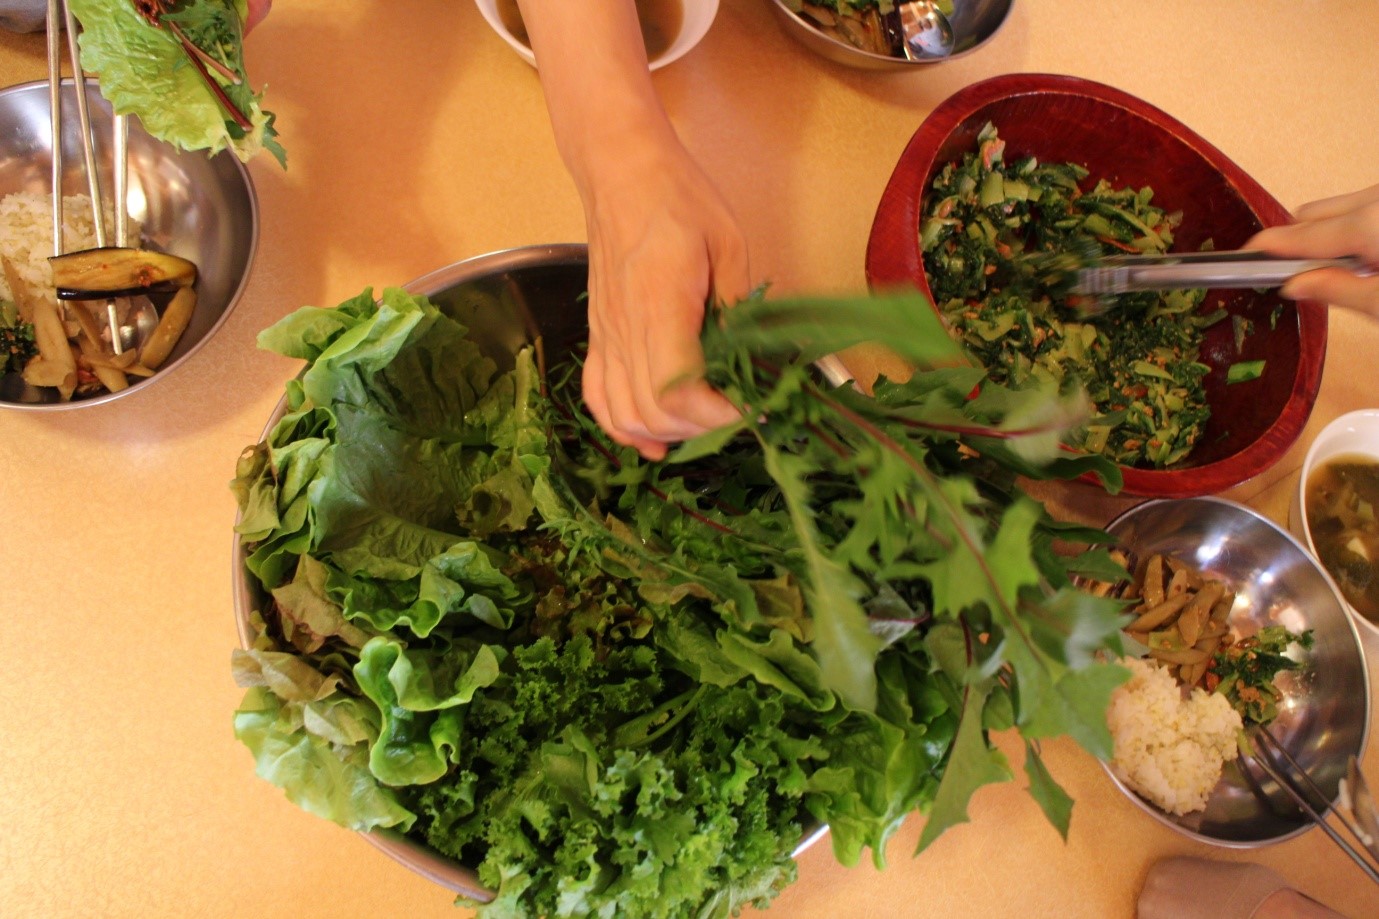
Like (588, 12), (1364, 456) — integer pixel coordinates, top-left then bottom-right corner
(1107, 656), (1242, 816)
(0, 191), (136, 309)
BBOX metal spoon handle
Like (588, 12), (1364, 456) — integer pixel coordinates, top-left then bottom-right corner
(1074, 252), (1368, 296)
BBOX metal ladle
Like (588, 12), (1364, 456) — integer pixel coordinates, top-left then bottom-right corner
(898, 1), (955, 60)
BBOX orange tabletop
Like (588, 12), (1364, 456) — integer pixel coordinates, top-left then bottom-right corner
(2, 2), (1378, 917)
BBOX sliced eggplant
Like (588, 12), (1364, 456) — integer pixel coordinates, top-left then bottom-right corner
(50, 247), (197, 300)
(139, 285), (197, 370)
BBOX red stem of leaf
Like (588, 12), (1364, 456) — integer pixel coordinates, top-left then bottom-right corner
(809, 383), (1045, 660)
(171, 28), (251, 130)
(167, 21), (242, 84)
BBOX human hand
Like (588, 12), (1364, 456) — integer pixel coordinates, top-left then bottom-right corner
(579, 134), (748, 460)
(1247, 183), (1379, 316)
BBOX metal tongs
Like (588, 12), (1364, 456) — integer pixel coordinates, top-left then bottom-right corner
(1070, 249), (1368, 298)
(1245, 726), (1379, 884)
(46, 0), (131, 352)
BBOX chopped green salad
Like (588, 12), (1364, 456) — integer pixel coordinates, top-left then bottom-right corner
(921, 123), (1240, 469)
(232, 286), (1131, 917)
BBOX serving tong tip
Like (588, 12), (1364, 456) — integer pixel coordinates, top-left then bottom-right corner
(1246, 725), (1379, 884)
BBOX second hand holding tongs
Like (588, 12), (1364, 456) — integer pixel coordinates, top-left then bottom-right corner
(1071, 249), (1369, 298)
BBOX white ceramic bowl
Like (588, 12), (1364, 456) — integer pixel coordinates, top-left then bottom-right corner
(1290, 408), (1379, 638)
(473, 0), (719, 70)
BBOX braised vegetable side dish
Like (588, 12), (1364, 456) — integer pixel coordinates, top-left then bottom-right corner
(783, 0), (953, 57)
(232, 286), (1133, 917)
(0, 191), (198, 400)
(1306, 455), (1379, 621)
(1101, 552), (1312, 728)
(1118, 553), (1236, 690)
(1210, 625), (1314, 726)
(921, 123), (1235, 469)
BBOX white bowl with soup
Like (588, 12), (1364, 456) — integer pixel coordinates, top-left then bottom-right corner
(1291, 409), (1379, 637)
(474, 0), (718, 70)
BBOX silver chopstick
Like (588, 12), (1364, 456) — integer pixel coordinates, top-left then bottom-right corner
(1248, 727), (1379, 884)
(60, 0), (125, 353)
(46, 0), (62, 257)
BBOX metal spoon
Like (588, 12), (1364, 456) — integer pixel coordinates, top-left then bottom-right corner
(898, 1), (954, 60)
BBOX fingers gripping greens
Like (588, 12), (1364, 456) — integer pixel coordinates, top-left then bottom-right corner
(232, 286), (1130, 916)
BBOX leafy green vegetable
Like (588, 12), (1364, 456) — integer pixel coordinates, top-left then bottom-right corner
(69, 0), (283, 165)
(1226, 360), (1266, 384)
(0, 298), (36, 374)
(1209, 625), (1313, 725)
(922, 122), (1237, 469)
(232, 284), (1129, 916)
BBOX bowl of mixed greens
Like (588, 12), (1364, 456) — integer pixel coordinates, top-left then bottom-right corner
(231, 245), (1146, 915)
(768, 0), (1012, 70)
(865, 73), (1328, 497)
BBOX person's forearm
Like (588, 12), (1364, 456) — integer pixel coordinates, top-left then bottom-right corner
(516, 0), (678, 196)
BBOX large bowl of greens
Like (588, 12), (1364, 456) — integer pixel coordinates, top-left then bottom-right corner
(231, 245), (1136, 916)
(866, 73), (1328, 497)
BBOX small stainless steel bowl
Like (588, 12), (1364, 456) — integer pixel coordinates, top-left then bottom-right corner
(0, 78), (258, 410)
(768, 0), (1012, 70)
(233, 245), (830, 896)
(1101, 496), (1370, 846)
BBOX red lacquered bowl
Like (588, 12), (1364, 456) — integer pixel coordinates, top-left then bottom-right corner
(865, 73), (1327, 497)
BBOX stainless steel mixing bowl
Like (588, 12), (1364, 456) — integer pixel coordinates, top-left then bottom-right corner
(768, 0), (1013, 70)
(232, 244), (830, 897)
(0, 78), (257, 410)
(1102, 496), (1371, 845)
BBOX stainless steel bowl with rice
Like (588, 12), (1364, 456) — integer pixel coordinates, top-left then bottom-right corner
(1099, 497), (1370, 846)
(0, 78), (257, 410)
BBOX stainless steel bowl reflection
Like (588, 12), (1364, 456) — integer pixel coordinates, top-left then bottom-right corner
(1102, 496), (1370, 846)
(767, 0), (1012, 71)
(232, 245), (831, 897)
(0, 78), (257, 410)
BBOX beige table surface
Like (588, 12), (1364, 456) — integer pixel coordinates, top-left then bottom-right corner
(2, 2), (1378, 917)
